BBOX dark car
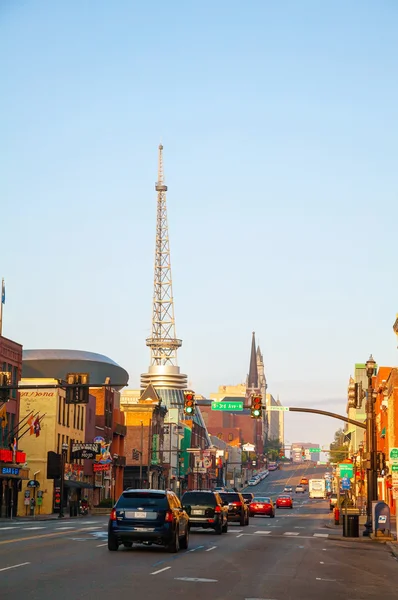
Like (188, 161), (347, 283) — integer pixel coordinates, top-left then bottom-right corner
(181, 490), (228, 534)
(108, 489), (189, 552)
(241, 492), (254, 506)
(219, 492), (250, 526)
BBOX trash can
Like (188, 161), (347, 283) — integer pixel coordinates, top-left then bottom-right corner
(343, 509), (360, 538)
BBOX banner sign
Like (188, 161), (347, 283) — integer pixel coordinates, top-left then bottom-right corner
(72, 443), (100, 454)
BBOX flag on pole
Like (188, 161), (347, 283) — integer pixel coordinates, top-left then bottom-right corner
(34, 415), (41, 437)
(13, 437), (17, 452)
(1, 279), (5, 305)
(27, 414), (34, 435)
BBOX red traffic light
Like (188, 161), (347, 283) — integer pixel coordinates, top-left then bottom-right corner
(185, 393), (194, 402)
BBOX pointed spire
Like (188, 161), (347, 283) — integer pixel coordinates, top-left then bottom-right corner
(248, 331), (259, 389)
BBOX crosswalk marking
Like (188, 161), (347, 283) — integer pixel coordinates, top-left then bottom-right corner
(284, 532), (300, 536)
(254, 530), (271, 534)
(313, 533), (329, 537)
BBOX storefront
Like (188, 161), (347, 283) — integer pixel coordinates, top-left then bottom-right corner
(0, 450), (29, 518)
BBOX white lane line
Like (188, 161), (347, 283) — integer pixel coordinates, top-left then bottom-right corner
(22, 527), (46, 530)
(313, 533), (329, 538)
(320, 561), (324, 564)
(205, 546), (217, 552)
(236, 533), (244, 538)
(55, 526), (76, 530)
(187, 545), (204, 552)
(0, 562), (30, 573)
(254, 531), (271, 535)
(284, 532), (300, 536)
(230, 529), (243, 533)
(0, 527), (19, 531)
(175, 577), (217, 582)
(316, 577), (337, 582)
(294, 526), (305, 529)
(151, 566), (171, 575)
(96, 543), (107, 547)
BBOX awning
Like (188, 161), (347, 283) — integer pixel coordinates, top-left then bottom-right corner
(64, 480), (94, 490)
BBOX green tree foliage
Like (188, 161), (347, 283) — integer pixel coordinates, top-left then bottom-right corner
(264, 438), (283, 460)
(329, 427), (348, 463)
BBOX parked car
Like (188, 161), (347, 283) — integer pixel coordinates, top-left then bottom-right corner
(249, 496), (275, 518)
(295, 485), (305, 493)
(181, 490), (228, 534)
(108, 489), (189, 552)
(241, 492), (254, 505)
(276, 495), (293, 509)
(248, 478), (259, 486)
(329, 493), (338, 511)
(219, 491), (250, 526)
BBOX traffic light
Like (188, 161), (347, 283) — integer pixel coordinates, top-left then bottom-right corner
(183, 390), (195, 416)
(65, 373), (89, 404)
(251, 394), (262, 419)
(0, 372), (11, 403)
(377, 451), (386, 473)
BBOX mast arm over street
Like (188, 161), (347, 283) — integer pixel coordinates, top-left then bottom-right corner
(288, 407), (366, 429)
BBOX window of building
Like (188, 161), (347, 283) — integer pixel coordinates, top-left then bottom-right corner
(12, 366), (17, 399)
(62, 398), (66, 426)
(73, 404), (76, 429)
(67, 403), (70, 427)
(77, 405), (80, 430)
(58, 396), (62, 425)
(57, 433), (60, 453)
(228, 433), (233, 441)
(81, 406), (84, 431)
(217, 433), (223, 439)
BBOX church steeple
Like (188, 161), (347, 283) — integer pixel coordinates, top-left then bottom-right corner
(248, 331), (259, 389)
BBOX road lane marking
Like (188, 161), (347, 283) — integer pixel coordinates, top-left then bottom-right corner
(0, 527), (20, 531)
(313, 533), (329, 538)
(175, 577), (217, 582)
(0, 525), (107, 546)
(206, 546), (217, 551)
(294, 526), (305, 529)
(22, 527), (46, 530)
(80, 527), (101, 531)
(187, 545), (204, 552)
(0, 562), (30, 572)
(96, 543), (107, 547)
(236, 534), (244, 538)
(284, 532), (299, 536)
(151, 566), (171, 575)
(55, 527), (76, 530)
(254, 531), (271, 534)
(316, 578), (337, 582)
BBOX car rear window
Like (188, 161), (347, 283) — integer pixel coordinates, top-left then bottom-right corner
(242, 493), (253, 500)
(117, 492), (168, 509)
(255, 497), (271, 503)
(182, 492), (216, 506)
(278, 495), (290, 499)
(219, 493), (240, 502)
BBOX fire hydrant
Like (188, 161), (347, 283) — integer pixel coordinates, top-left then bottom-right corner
(334, 506), (340, 525)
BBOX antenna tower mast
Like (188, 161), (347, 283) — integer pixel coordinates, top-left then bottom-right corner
(146, 144), (182, 366)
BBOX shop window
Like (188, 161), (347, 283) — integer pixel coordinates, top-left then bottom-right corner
(58, 397), (62, 424)
(228, 433), (233, 441)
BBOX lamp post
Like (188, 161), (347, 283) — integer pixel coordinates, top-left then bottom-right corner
(58, 442), (68, 519)
(112, 454), (118, 504)
(364, 354), (377, 536)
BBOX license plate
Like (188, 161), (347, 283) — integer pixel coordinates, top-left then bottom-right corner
(126, 511), (147, 519)
(192, 510), (203, 515)
(134, 527), (153, 531)
(257, 504), (264, 508)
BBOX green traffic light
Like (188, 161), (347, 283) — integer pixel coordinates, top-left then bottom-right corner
(253, 409), (260, 417)
(185, 406), (193, 414)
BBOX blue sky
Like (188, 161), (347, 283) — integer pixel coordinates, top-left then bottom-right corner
(1, 1), (398, 448)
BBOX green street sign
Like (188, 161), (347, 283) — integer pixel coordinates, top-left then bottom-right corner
(389, 448), (398, 460)
(268, 406), (289, 411)
(339, 463), (354, 479)
(391, 464), (398, 472)
(211, 401), (243, 411)
(309, 448), (320, 453)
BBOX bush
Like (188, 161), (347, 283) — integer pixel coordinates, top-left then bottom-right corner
(97, 498), (114, 508)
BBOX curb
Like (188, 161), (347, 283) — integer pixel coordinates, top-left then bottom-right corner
(328, 534), (373, 542)
(386, 542), (398, 558)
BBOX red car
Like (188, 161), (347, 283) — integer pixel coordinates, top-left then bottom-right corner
(249, 496), (275, 518)
(276, 494), (293, 509)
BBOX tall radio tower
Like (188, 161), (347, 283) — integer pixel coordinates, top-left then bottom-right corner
(141, 144), (187, 392)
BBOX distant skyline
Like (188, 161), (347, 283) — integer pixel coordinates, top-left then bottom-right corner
(1, 1), (398, 448)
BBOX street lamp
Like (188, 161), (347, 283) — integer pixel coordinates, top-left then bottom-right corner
(112, 454), (118, 504)
(364, 354), (377, 536)
(58, 442), (68, 519)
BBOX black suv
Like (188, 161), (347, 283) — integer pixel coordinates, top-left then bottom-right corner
(219, 491), (250, 526)
(181, 490), (228, 534)
(108, 489), (189, 552)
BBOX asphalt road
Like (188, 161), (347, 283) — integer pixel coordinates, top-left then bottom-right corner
(0, 463), (397, 599)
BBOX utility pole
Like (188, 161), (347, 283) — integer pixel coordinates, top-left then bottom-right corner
(364, 355), (377, 536)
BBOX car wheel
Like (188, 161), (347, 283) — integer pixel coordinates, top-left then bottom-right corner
(180, 527), (189, 550)
(167, 530), (180, 553)
(244, 515), (249, 526)
(108, 535), (119, 551)
(215, 523), (223, 535)
(222, 521), (228, 533)
(123, 542), (133, 548)
(240, 515), (245, 526)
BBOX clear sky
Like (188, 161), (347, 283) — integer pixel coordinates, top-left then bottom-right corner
(1, 1), (398, 448)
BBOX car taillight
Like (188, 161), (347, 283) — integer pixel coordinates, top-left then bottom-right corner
(165, 510), (174, 522)
(110, 509), (117, 521)
(215, 506), (221, 513)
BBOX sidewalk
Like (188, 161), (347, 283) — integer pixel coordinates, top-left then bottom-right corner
(0, 513), (90, 523)
(324, 512), (397, 542)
